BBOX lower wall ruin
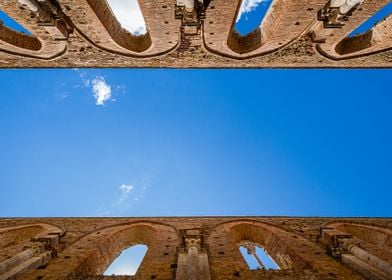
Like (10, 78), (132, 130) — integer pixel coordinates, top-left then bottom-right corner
(0, 217), (391, 280)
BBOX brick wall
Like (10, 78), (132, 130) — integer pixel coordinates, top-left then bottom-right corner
(0, 0), (391, 68)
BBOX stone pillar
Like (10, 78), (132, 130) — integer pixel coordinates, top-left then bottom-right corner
(330, 0), (346, 7)
(241, 241), (266, 270)
(18, 0), (39, 12)
(184, 0), (195, 13)
(329, 0), (363, 14)
(343, 241), (392, 277)
(339, 0), (362, 14)
(187, 246), (200, 280)
(0, 250), (34, 274)
(176, 230), (210, 280)
(253, 251), (267, 270)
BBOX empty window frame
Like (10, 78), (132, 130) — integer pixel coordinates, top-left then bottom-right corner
(349, 2), (392, 37)
(234, 0), (273, 36)
(104, 244), (148, 276)
(239, 241), (279, 270)
(106, 0), (147, 35)
(0, 10), (31, 35)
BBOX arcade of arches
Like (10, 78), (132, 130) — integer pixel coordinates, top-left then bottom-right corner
(0, 217), (391, 279)
(0, 0), (391, 68)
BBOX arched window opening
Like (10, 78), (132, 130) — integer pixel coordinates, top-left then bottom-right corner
(239, 241), (279, 270)
(335, 3), (392, 55)
(234, 0), (273, 36)
(0, 10), (31, 35)
(106, 0), (147, 35)
(104, 244), (148, 276)
(349, 2), (392, 37)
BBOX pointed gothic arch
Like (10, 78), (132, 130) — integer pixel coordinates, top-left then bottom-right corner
(22, 221), (180, 279)
(207, 220), (364, 279)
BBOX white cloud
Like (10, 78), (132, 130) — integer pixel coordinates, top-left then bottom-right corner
(94, 176), (151, 217)
(106, 0), (147, 35)
(73, 71), (124, 105)
(236, 0), (269, 22)
(92, 77), (112, 106)
(79, 72), (90, 88)
(117, 184), (134, 204)
(120, 184), (134, 193)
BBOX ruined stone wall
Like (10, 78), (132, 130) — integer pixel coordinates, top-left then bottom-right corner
(0, 217), (391, 279)
(0, 0), (391, 68)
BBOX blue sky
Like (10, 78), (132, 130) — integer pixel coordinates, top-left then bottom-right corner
(235, 0), (273, 35)
(104, 245), (147, 275)
(0, 68), (391, 218)
(350, 2), (392, 36)
(0, 2), (391, 220)
(240, 245), (279, 270)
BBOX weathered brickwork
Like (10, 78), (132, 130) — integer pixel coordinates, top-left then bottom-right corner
(0, 0), (391, 68)
(0, 217), (391, 279)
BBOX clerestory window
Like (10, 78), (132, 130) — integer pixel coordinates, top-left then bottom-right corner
(104, 244), (148, 276)
(234, 0), (273, 36)
(239, 241), (279, 270)
(106, 0), (148, 35)
(349, 2), (392, 37)
(0, 10), (31, 35)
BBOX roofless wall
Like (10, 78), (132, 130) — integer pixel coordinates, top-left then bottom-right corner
(0, 0), (391, 68)
(0, 217), (391, 279)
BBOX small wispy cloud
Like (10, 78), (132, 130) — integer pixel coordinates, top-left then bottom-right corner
(120, 184), (134, 193)
(72, 70), (124, 106)
(76, 71), (90, 88)
(92, 77), (112, 106)
(236, 0), (269, 22)
(95, 179), (149, 217)
(117, 184), (134, 203)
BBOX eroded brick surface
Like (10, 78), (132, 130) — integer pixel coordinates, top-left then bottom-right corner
(0, 217), (391, 279)
(0, 0), (391, 68)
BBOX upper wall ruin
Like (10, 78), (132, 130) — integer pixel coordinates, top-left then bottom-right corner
(0, 0), (391, 68)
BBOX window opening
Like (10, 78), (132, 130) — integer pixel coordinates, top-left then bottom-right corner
(234, 0), (273, 36)
(239, 241), (279, 270)
(349, 2), (392, 37)
(255, 246), (279, 269)
(0, 10), (31, 35)
(104, 244), (148, 276)
(106, 0), (147, 35)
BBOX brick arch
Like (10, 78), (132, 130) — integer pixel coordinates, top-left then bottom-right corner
(324, 221), (392, 263)
(28, 221), (180, 279)
(327, 222), (392, 249)
(207, 220), (363, 280)
(334, 13), (392, 58)
(60, 0), (181, 58)
(0, 223), (64, 250)
(0, 0), (67, 59)
(0, 24), (41, 51)
(203, 0), (323, 58)
(315, 0), (391, 60)
(84, 0), (152, 53)
(0, 223), (65, 279)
